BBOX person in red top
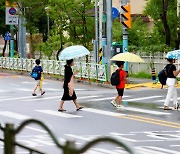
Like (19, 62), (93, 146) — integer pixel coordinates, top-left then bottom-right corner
(111, 61), (127, 109)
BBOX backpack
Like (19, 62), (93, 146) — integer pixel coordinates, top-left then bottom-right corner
(111, 69), (120, 86)
(30, 66), (40, 79)
(158, 65), (173, 89)
(158, 69), (167, 89)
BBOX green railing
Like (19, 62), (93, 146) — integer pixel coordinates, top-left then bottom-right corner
(0, 119), (136, 154)
(0, 57), (109, 82)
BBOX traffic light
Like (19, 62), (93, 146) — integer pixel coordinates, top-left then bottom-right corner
(121, 4), (132, 29)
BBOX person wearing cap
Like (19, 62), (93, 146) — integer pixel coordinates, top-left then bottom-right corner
(164, 58), (180, 110)
(111, 61), (127, 110)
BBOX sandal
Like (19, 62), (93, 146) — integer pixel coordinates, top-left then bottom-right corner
(164, 106), (172, 110)
(58, 109), (66, 112)
(76, 106), (84, 111)
(41, 91), (45, 95)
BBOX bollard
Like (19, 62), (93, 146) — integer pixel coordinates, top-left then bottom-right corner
(4, 124), (15, 154)
(151, 68), (156, 84)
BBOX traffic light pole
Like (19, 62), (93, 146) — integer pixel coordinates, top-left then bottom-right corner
(121, 0), (128, 72)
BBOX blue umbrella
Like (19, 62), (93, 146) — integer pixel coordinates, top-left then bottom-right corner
(59, 45), (90, 60)
(166, 49), (180, 59)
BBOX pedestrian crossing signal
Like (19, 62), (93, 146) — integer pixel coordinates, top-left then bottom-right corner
(121, 4), (132, 29)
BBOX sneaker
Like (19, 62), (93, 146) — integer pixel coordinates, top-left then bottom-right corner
(110, 100), (117, 107)
(116, 105), (124, 110)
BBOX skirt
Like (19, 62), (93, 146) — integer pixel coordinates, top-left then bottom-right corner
(61, 87), (77, 101)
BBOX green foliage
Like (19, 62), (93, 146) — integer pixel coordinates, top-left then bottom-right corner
(144, 0), (178, 47)
(129, 71), (152, 79)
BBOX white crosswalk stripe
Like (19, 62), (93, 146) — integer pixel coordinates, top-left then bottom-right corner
(123, 95), (163, 102)
(155, 97), (180, 103)
(0, 111), (31, 120)
(87, 96), (130, 102)
(36, 110), (82, 118)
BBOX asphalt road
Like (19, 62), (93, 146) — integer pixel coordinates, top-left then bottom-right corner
(0, 72), (180, 154)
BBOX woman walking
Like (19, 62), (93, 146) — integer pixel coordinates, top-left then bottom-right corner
(164, 58), (180, 110)
(58, 59), (83, 112)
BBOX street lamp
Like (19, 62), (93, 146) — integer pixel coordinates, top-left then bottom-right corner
(45, 7), (50, 37)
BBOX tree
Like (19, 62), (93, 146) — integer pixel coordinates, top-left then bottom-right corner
(0, 0), (10, 57)
(144, 0), (177, 47)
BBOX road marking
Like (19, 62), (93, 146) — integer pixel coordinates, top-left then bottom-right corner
(16, 88), (33, 92)
(0, 90), (8, 93)
(138, 146), (180, 154)
(0, 96), (33, 102)
(36, 110), (82, 118)
(135, 147), (165, 154)
(125, 107), (171, 115)
(88, 96), (129, 102)
(155, 97), (180, 102)
(25, 126), (47, 133)
(25, 95), (100, 101)
(0, 111), (31, 120)
(123, 95), (163, 102)
(170, 145), (180, 147)
(117, 114), (180, 129)
(91, 148), (120, 154)
(83, 108), (125, 116)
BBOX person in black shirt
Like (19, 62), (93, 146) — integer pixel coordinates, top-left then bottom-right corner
(58, 59), (83, 112)
(164, 59), (180, 110)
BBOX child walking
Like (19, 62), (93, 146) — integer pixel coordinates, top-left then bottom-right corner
(32, 59), (45, 96)
(111, 61), (127, 109)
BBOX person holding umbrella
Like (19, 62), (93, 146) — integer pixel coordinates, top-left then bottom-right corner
(164, 58), (180, 110)
(58, 59), (83, 112)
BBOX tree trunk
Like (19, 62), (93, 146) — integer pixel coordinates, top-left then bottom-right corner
(2, 40), (7, 57)
(161, 0), (171, 46)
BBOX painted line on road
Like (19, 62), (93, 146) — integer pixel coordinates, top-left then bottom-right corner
(155, 97), (180, 103)
(0, 96), (33, 102)
(88, 95), (130, 102)
(123, 95), (163, 102)
(83, 108), (126, 116)
(170, 145), (180, 147)
(138, 146), (180, 154)
(36, 110), (82, 118)
(25, 95), (100, 101)
(125, 107), (171, 115)
(0, 111), (31, 120)
(116, 114), (180, 129)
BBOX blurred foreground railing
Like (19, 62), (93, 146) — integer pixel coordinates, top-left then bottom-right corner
(0, 119), (136, 154)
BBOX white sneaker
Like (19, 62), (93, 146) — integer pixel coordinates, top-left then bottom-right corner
(110, 100), (117, 107)
(116, 105), (124, 110)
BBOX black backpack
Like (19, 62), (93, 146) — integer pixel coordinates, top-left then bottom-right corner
(111, 69), (120, 86)
(158, 65), (172, 89)
(158, 69), (167, 89)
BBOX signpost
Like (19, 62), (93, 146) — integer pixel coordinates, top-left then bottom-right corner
(5, 1), (18, 58)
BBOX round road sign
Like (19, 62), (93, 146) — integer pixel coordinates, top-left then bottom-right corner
(9, 8), (16, 15)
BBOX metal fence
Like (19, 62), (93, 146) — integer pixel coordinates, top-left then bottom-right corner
(0, 57), (108, 82)
(0, 119), (136, 154)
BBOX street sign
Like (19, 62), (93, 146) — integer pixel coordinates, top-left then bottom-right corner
(6, 7), (18, 25)
(112, 7), (119, 19)
(4, 32), (11, 41)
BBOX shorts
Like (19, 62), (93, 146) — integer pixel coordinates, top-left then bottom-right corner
(116, 88), (124, 96)
(36, 80), (40, 86)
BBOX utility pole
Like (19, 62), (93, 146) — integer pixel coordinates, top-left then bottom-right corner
(94, 0), (99, 63)
(18, 7), (27, 58)
(106, 0), (112, 80)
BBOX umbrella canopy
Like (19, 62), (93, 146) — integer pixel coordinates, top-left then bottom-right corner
(110, 52), (144, 63)
(59, 45), (90, 60)
(166, 50), (180, 59)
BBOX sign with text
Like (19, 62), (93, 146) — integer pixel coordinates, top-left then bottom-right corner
(6, 7), (18, 25)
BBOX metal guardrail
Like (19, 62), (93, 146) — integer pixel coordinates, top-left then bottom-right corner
(0, 57), (108, 82)
(0, 119), (136, 154)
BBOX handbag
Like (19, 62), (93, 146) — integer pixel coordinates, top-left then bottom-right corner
(68, 75), (74, 97)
